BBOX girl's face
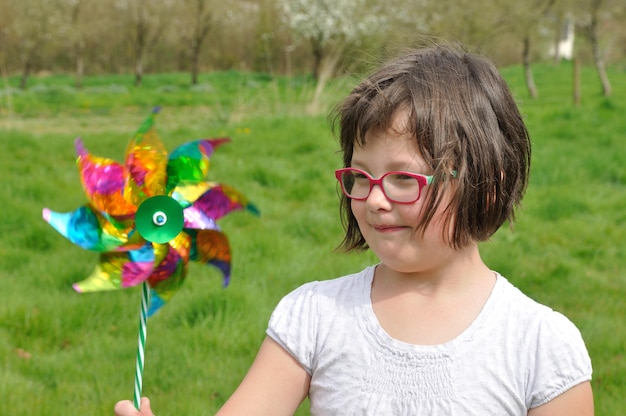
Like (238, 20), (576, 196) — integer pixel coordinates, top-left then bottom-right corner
(350, 110), (455, 275)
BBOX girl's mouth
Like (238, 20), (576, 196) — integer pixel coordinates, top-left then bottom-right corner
(372, 224), (406, 233)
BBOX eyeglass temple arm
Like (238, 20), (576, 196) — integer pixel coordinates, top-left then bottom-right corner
(427, 170), (457, 185)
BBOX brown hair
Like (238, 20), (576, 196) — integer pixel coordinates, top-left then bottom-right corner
(332, 44), (531, 251)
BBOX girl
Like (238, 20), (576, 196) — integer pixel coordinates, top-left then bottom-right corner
(116, 44), (593, 415)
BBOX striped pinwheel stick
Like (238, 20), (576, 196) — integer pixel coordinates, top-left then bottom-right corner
(133, 281), (150, 410)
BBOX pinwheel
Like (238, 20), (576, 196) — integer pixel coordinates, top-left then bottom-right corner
(42, 108), (257, 408)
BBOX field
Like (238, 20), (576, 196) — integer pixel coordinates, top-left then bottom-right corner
(0, 61), (624, 414)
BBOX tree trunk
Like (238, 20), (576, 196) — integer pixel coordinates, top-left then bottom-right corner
(19, 66), (30, 90)
(191, 42), (200, 85)
(311, 38), (323, 81)
(75, 44), (84, 89)
(552, 15), (563, 65)
(307, 42), (345, 115)
(592, 53), (611, 97)
(189, 0), (210, 86)
(522, 36), (538, 98)
(71, 2), (84, 89)
(19, 56), (32, 90)
(573, 56), (581, 106)
(588, 3), (612, 97)
(135, 58), (143, 87)
(134, 8), (147, 87)
(285, 44), (293, 77)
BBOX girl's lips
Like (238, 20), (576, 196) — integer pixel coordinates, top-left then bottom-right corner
(372, 224), (406, 232)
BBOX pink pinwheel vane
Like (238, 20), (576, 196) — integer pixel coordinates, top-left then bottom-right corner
(43, 108), (258, 316)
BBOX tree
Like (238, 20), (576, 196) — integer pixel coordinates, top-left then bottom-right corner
(116, 0), (172, 86)
(1, 0), (625, 80)
(175, 0), (214, 85)
(489, 0), (557, 98)
(69, 0), (85, 88)
(0, 0), (12, 76)
(578, 0), (615, 97)
(60, 0), (102, 88)
(427, 0), (503, 49)
(277, 0), (387, 80)
(522, 0), (558, 99)
(8, 0), (67, 89)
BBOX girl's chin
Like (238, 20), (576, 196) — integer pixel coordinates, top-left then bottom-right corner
(372, 251), (422, 272)
(377, 261), (425, 275)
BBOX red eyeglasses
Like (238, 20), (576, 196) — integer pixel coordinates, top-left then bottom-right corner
(335, 168), (434, 204)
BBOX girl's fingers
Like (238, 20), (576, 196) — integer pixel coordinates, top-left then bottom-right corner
(114, 398), (153, 415)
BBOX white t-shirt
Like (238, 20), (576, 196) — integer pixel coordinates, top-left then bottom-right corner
(267, 266), (592, 415)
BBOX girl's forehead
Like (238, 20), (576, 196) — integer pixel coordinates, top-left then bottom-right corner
(359, 108), (413, 142)
(359, 109), (418, 152)
(352, 131), (428, 172)
(385, 107), (413, 135)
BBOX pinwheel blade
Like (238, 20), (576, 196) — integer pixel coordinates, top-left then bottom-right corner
(188, 229), (232, 286)
(145, 234), (191, 315)
(123, 110), (169, 206)
(166, 138), (230, 193)
(75, 139), (136, 216)
(42, 205), (143, 252)
(146, 261), (186, 316)
(185, 183), (259, 224)
(73, 243), (156, 292)
(170, 182), (211, 208)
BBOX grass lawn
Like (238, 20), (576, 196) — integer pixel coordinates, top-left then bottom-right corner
(0, 61), (624, 414)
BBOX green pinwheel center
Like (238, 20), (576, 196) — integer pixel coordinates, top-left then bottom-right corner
(135, 195), (184, 244)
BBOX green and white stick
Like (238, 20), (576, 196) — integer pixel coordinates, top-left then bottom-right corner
(133, 281), (150, 409)
(131, 195), (184, 409)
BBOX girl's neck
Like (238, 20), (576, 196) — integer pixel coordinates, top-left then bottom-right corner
(370, 247), (497, 345)
(375, 244), (492, 297)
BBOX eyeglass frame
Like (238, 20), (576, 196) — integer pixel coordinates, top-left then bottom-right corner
(335, 167), (436, 204)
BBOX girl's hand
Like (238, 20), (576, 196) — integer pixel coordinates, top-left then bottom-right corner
(114, 397), (155, 416)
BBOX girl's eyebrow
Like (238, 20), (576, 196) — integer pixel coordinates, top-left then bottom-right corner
(351, 156), (430, 173)
(348, 159), (366, 169)
(349, 164), (432, 176)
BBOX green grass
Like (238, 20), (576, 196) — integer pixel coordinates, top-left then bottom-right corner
(0, 62), (624, 414)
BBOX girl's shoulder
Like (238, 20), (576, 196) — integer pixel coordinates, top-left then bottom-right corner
(266, 266), (376, 373)
(494, 275), (588, 346)
(494, 276), (592, 408)
(268, 265), (375, 335)
(282, 265), (375, 302)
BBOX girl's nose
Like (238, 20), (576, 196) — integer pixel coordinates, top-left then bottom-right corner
(365, 184), (392, 211)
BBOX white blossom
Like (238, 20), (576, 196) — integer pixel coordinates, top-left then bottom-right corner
(278, 0), (387, 47)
